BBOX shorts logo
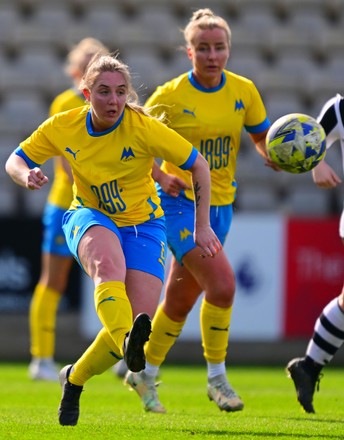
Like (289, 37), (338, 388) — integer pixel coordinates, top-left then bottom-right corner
(72, 225), (80, 238)
(179, 227), (192, 241)
(121, 147), (135, 161)
(65, 147), (80, 160)
(158, 240), (166, 267)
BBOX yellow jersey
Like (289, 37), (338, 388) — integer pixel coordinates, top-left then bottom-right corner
(47, 88), (85, 209)
(18, 106), (197, 227)
(146, 70), (270, 205)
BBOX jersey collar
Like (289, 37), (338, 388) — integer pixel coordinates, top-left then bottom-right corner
(188, 70), (226, 92)
(86, 109), (124, 136)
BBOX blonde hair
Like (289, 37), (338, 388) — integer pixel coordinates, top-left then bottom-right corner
(65, 37), (109, 79)
(79, 52), (158, 117)
(183, 8), (231, 49)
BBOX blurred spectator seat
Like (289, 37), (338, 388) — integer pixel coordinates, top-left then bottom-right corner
(124, 50), (174, 102)
(0, 92), (47, 134)
(265, 93), (304, 121)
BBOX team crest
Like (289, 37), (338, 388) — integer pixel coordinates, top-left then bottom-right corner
(121, 147), (135, 161)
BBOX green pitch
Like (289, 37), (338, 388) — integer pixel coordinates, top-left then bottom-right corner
(1, 363), (343, 439)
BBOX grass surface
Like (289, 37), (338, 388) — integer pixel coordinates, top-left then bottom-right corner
(0, 363), (344, 439)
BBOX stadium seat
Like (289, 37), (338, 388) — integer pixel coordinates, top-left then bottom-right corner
(265, 93), (305, 122)
(16, 3), (74, 46)
(81, 5), (123, 47)
(1, 92), (47, 133)
(122, 5), (182, 48)
(237, 5), (278, 31)
(124, 50), (174, 101)
(0, 4), (18, 45)
(228, 51), (268, 79)
(1, 46), (68, 96)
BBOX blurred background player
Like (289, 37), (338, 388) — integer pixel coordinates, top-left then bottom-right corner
(125, 8), (277, 413)
(29, 37), (108, 381)
(287, 93), (343, 413)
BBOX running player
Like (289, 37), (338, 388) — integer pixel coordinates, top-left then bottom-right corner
(125, 8), (275, 413)
(5, 52), (221, 425)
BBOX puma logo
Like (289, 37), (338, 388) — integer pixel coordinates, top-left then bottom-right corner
(65, 147), (80, 160)
(183, 109), (196, 118)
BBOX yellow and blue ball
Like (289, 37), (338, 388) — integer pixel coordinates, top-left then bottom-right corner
(266, 113), (326, 173)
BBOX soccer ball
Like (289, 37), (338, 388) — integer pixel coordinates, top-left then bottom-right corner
(266, 113), (326, 173)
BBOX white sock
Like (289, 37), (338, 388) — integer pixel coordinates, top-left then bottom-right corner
(144, 361), (160, 379)
(306, 298), (344, 365)
(207, 361), (226, 379)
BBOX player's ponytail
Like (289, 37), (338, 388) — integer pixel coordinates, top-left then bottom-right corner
(183, 8), (231, 49)
(191, 8), (215, 22)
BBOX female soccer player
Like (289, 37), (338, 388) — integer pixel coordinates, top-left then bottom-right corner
(287, 93), (343, 414)
(125, 8), (274, 413)
(29, 37), (108, 382)
(5, 52), (221, 426)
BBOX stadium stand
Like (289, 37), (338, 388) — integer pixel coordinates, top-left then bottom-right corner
(0, 0), (342, 216)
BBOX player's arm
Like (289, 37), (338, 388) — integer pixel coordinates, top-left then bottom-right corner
(312, 159), (342, 189)
(249, 129), (281, 172)
(5, 151), (49, 190)
(188, 153), (222, 258)
(152, 161), (190, 197)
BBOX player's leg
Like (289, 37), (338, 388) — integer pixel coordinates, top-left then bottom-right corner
(59, 209), (148, 425)
(287, 216), (344, 413)
(287, 286), (344, 413)
(125, 257), (201, 413)
(29, 253), (73, 381)
(183, 247), (243, 412)
(59, 213), (165, 424)
(29, 204), (74, 381)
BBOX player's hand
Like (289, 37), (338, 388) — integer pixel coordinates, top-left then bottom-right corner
(312, 160), (342, 189)
(194, 225), (222, 258)
(159, 173), (190, 197)
(264, 157), (282, 171)
(27, 167), (49, 190)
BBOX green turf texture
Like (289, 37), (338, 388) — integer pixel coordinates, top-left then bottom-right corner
(1, 363), (343, 439)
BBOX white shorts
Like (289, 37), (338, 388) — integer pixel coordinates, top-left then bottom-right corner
(340, 204), (344, 239)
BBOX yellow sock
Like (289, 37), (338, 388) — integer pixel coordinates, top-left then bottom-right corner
(200, 298), (232, 364)
(94, 281), (133, 357)
(29, 284), (61, 358)
(146, 303), (185, 366)
(69, 328), (121, 386)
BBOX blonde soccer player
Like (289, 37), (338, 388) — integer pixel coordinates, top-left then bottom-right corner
(124, 8), (275, 413)
(5, 52), (221, 425)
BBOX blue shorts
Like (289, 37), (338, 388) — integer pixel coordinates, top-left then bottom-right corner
(62, 208), (167, 282)
(41, 203), (71, 257)
(158, 189), (233, 264)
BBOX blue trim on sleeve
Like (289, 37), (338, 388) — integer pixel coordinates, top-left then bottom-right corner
(245, 117), (270, 134)
(188, 70), (226, 93)
(180, 147), (198, 170)
(15, 147), (41, 168)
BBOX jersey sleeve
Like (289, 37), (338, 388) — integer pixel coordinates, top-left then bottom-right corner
(244, 81), (270, 133)
(145, 116), (197, 169)
(18, 120), (59, 165)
